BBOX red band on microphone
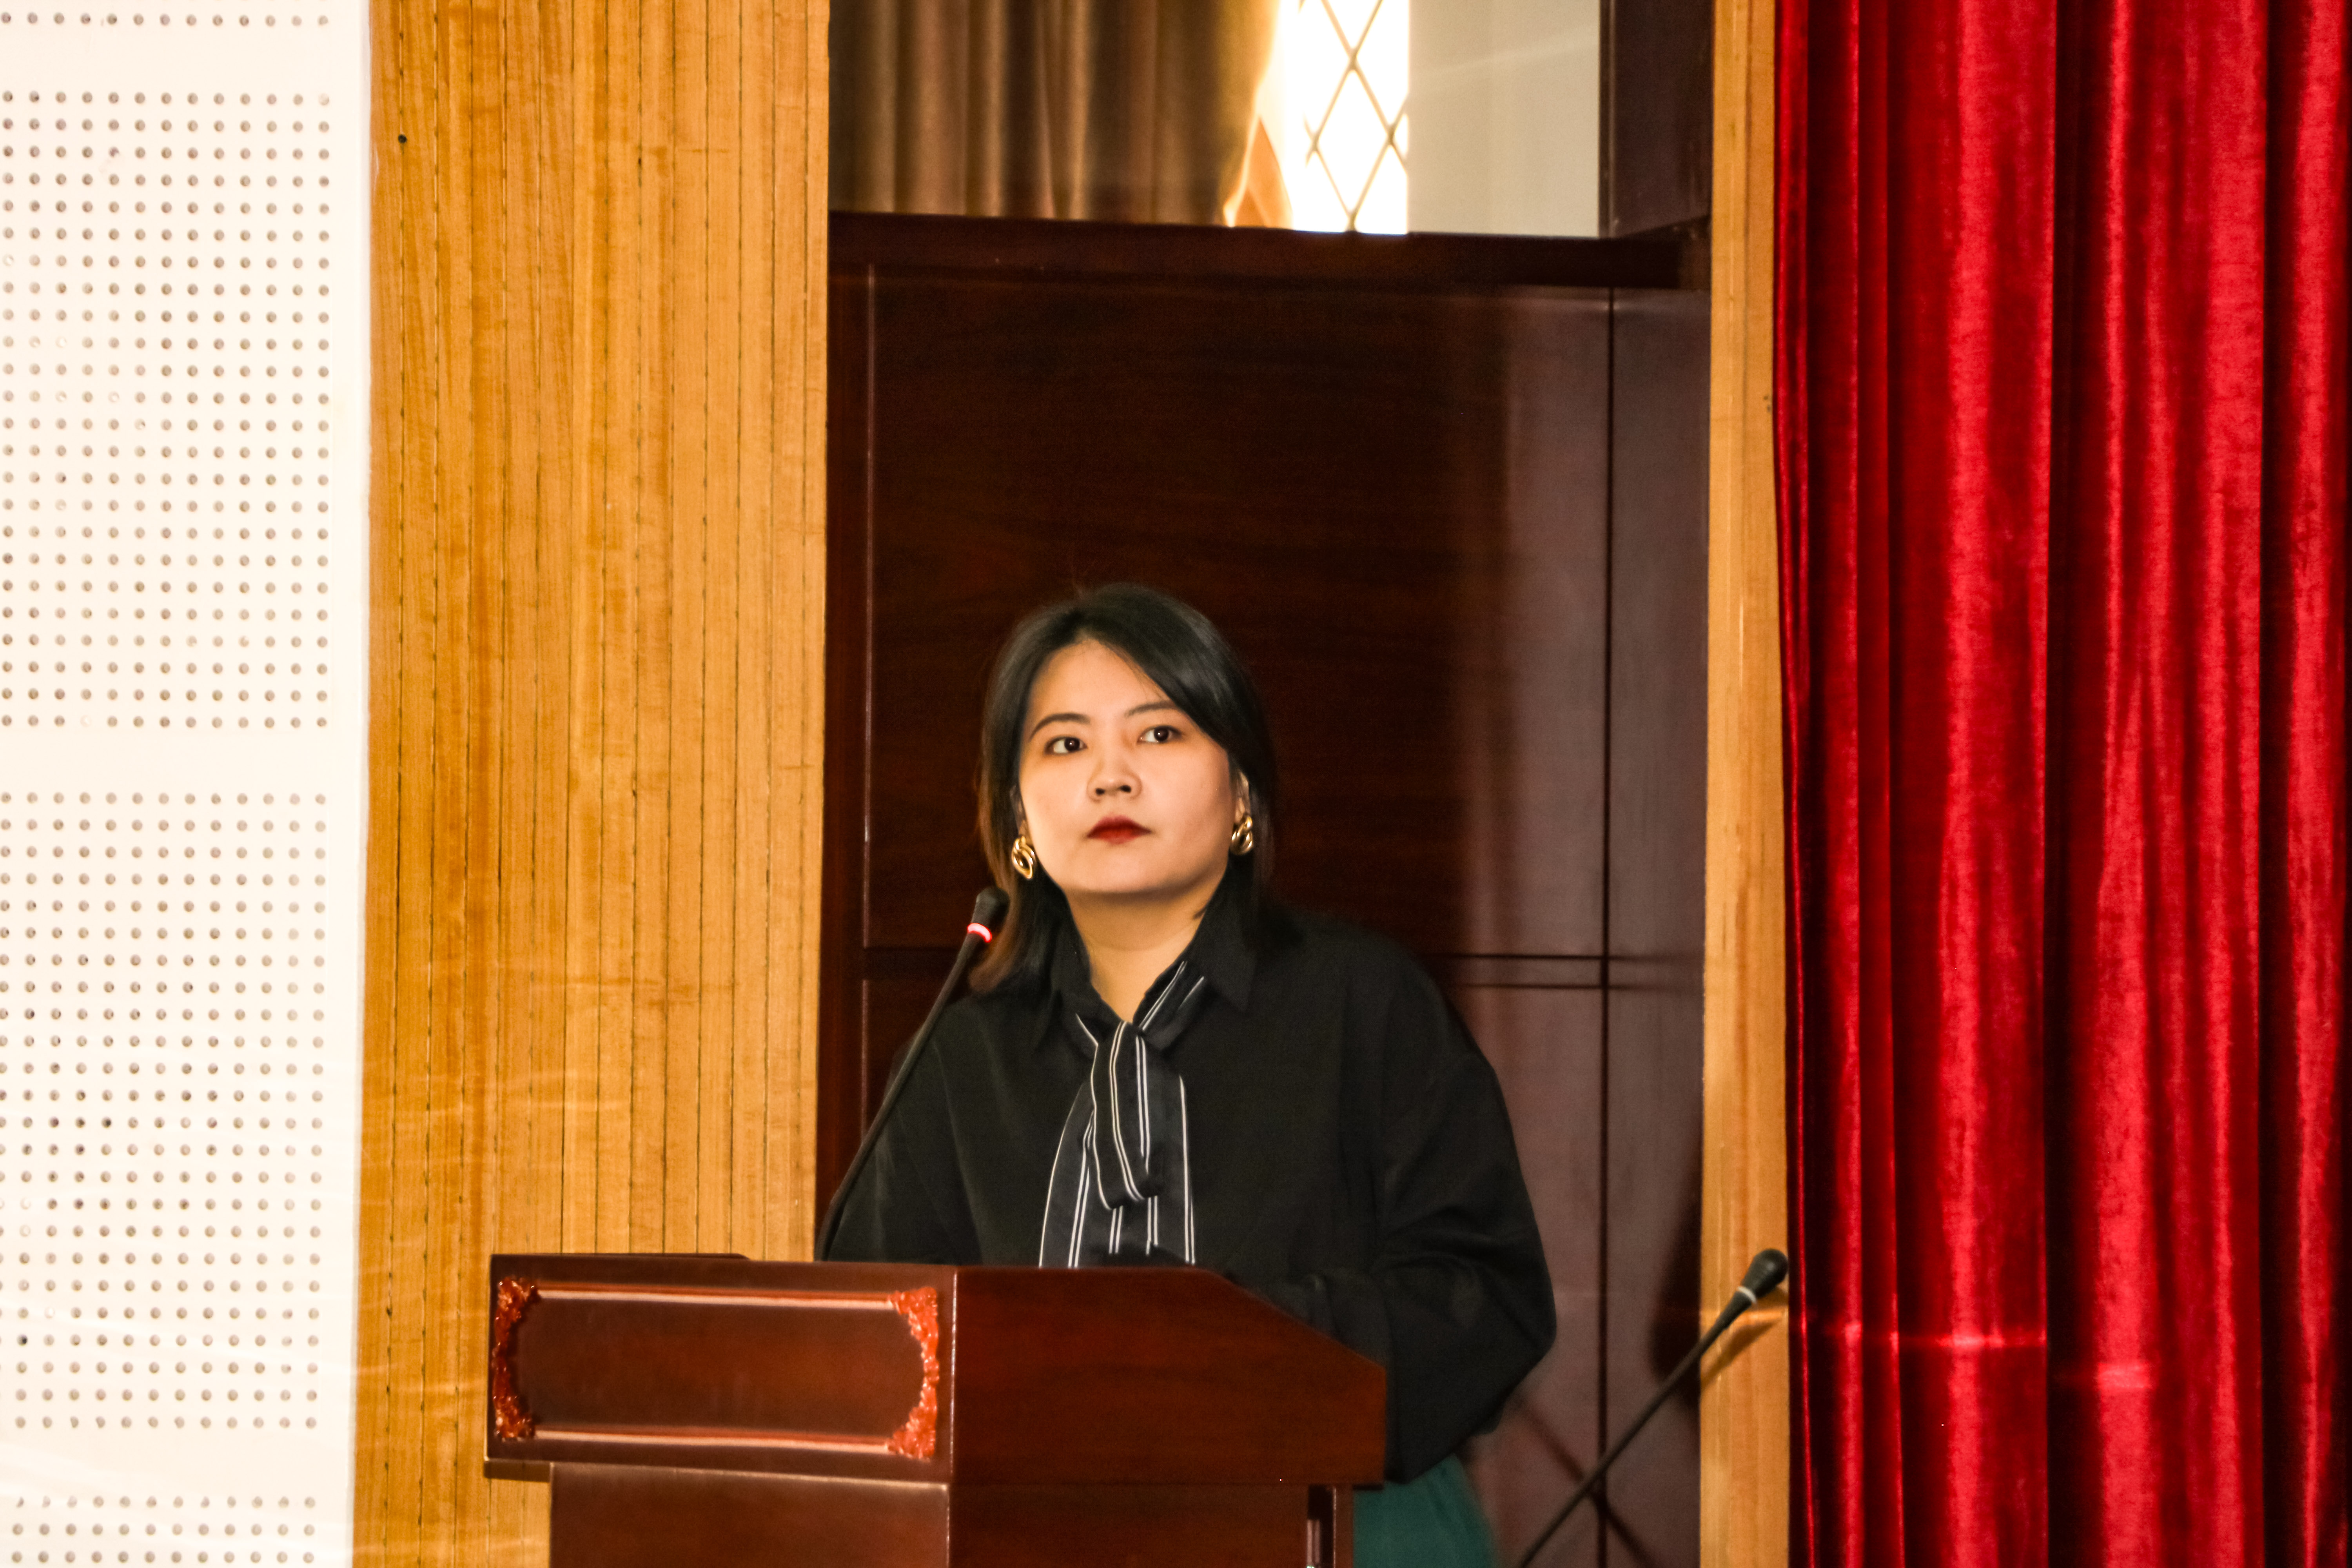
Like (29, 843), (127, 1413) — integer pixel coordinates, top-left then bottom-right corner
(967, 922), (994, 942)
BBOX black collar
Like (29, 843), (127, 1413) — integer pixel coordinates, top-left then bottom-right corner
(1045, 878), (1259, 1029)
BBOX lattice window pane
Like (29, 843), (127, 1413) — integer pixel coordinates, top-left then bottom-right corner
(1279, 0), (1410, 234)
(1354, 2), (1408, 123)
(1357, 144), (1407, 235)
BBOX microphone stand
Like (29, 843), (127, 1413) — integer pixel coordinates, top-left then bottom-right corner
(815, 888), (1010, 1260)
(1517, 1249), (1790, 1568)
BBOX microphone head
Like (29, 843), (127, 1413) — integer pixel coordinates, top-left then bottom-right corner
(970, 887), (1011, 938)
(1742, 1248), (1790, 1298)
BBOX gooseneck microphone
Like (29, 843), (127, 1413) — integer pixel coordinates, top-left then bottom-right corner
(1517, 1249), (1791, 1567)
(816, 887), (1012, 1259)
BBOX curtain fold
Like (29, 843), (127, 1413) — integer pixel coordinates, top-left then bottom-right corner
(1778, 0), (2349, 1560)
(831, 0), (1281, 225)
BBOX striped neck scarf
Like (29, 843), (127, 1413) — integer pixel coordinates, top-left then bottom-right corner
(1037, 954), (1213, 1267)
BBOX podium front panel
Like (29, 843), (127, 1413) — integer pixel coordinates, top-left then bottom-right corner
(487, 1256), (1385, 1489)
(548, 1464), (1327, 1568)
(488, 1255), (955, 1481)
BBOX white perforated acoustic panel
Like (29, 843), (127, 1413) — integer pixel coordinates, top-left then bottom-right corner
(0, 6), (367, 1564)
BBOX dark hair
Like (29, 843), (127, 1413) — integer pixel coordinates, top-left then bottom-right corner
(971, 584), (1278, 992)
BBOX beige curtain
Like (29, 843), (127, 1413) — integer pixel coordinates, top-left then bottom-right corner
(833, 0), (1283, 225)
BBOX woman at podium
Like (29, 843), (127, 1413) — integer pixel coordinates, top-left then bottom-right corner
(826, 584), (1555, 1568)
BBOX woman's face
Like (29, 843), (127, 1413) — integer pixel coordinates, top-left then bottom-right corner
(1017, 640), (1243, 910)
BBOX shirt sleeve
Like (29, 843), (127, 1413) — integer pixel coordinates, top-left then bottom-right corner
(818, 1018), (984, 1266)
(1249, 958), (1557, 1482)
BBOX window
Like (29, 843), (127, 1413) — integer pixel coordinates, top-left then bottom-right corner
(1276, 0), (1409, 233)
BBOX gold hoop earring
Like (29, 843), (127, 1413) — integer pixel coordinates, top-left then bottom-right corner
(1230, 813), (1256, 855)
(1010, 834), (1039, 880)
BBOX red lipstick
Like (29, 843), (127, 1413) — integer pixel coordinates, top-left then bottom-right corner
(1087, 815), (1147, 843)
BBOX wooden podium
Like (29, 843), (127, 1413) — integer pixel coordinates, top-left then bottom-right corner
(484, 1254), (1388, 1566)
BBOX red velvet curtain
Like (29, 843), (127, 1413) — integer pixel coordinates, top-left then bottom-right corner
(1776, 0), (2349, 1559)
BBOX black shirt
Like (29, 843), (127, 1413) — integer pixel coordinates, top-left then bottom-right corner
(824, 895), (1557, 1481)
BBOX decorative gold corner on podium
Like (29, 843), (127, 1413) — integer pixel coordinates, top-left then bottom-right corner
(885, 1288), (941, 1460)
(490, 1277), (542, 1441)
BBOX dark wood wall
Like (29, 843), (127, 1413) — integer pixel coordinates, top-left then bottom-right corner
(819, 212), (1709, 1567)
(1603, 0), (1716, 236)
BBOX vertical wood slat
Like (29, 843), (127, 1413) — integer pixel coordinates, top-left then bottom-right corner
(360, 0), (829, 1561)
(1701, 0), (1791, 1563)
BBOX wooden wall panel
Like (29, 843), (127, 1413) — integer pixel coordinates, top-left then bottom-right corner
(1602, 292), (1714, 1555)
(361, 0), (829, 1561)
(1604, 0), (1717, 235)
(1699, 0), (1791, 1559)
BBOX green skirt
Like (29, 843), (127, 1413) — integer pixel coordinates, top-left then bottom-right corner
(1354, 1457), (1498, 1568)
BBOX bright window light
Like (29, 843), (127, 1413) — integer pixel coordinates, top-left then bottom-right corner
(1278, 0), (1408, 234)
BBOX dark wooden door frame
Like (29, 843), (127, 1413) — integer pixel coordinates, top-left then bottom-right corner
(817, 212), (1708, 1567)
